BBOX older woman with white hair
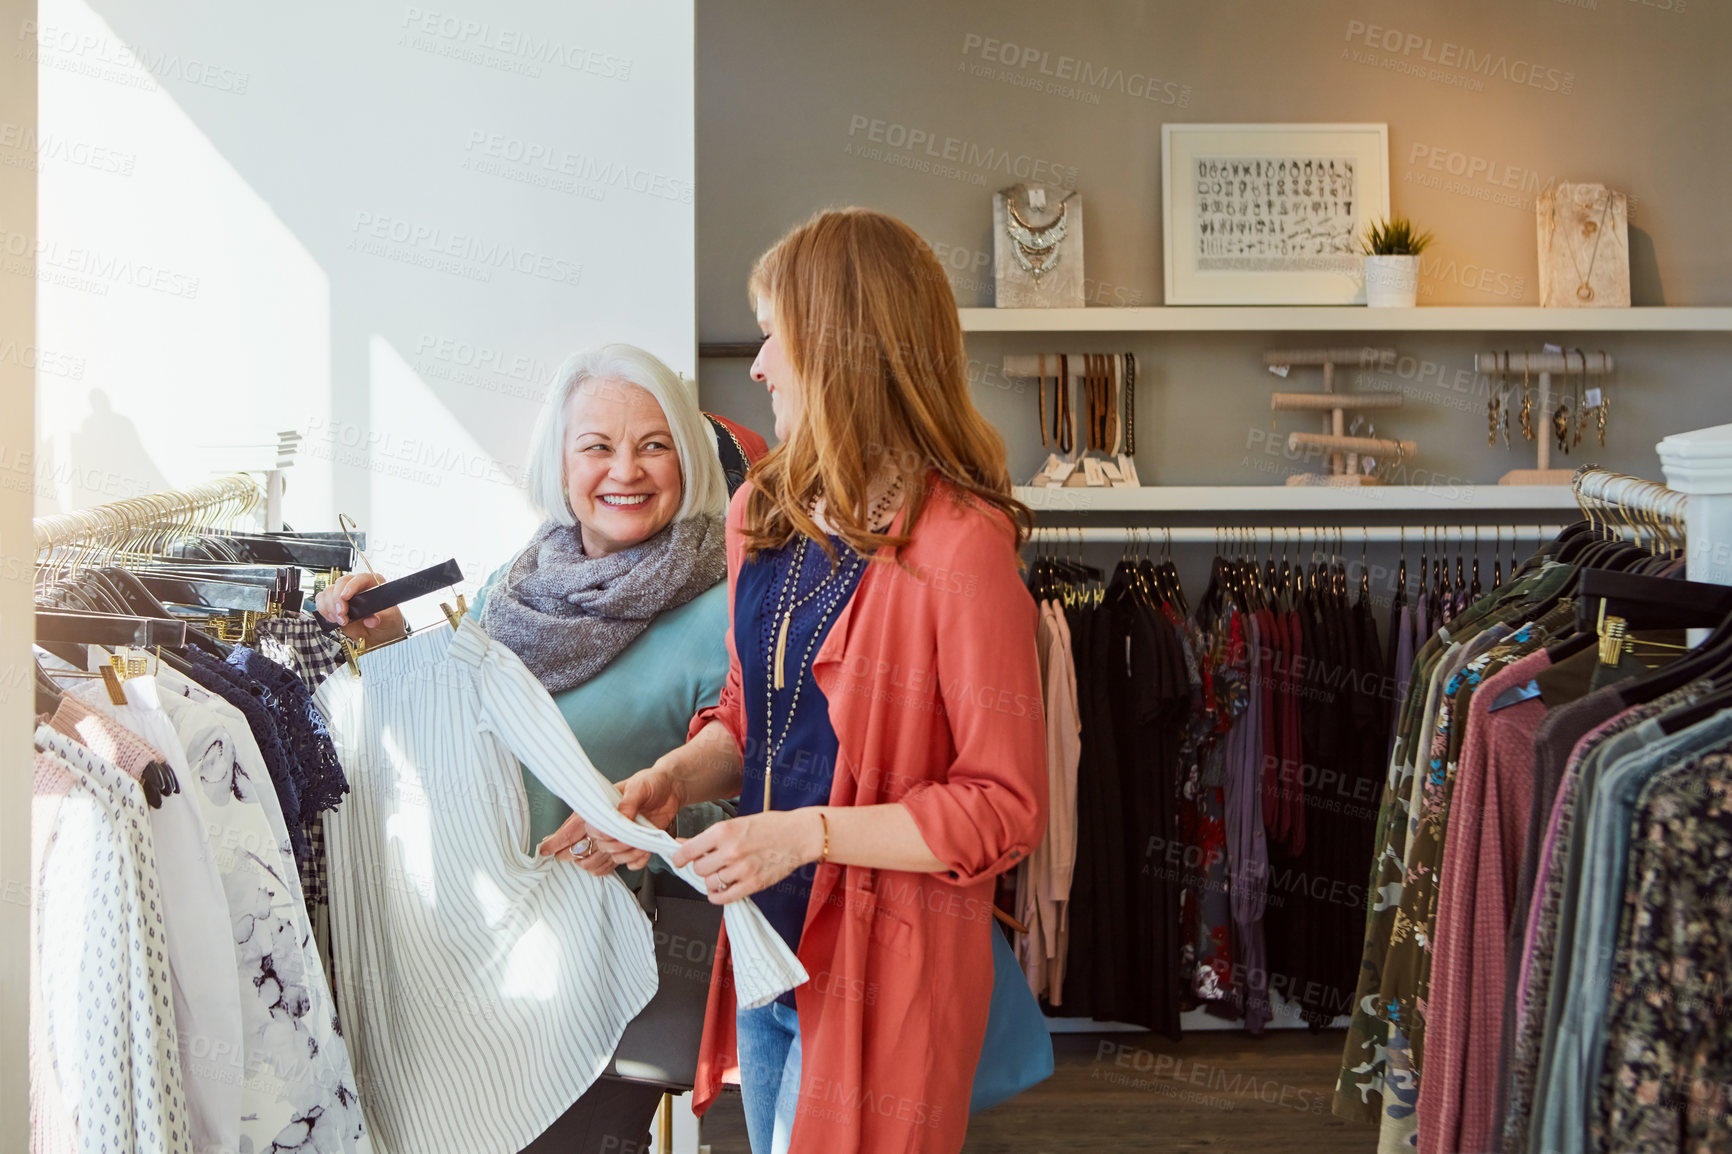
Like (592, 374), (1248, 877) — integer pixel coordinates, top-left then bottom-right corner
(317, 342), (751, 1153)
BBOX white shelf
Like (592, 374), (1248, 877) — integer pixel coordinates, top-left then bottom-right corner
(1015, 484), (1579, 513)
(961, 306), (1732, 334)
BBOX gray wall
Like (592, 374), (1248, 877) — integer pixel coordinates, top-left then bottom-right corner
(695, 0), (1732, 492)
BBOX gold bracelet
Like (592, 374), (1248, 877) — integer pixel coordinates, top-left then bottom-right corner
(817, 810), (830, 865)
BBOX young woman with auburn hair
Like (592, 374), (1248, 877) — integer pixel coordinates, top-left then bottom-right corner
(585, 207), (1047, 1153)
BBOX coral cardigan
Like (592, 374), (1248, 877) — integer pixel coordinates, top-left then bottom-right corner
(686, 478), (1048, 1154)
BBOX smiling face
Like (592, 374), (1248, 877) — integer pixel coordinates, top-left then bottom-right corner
(562, 377), (684, 557)
(750, 295), (803, 443)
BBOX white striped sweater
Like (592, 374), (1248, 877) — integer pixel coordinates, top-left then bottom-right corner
(316, 616), (805, 1154)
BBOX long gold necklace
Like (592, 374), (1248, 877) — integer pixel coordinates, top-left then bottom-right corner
(759, 478), (901, 810)
(762, 537), (863, 811)
(1564, 192), (1614, 302)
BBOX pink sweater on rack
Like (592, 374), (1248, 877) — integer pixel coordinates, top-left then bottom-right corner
(1417, 649), (1551, 1154)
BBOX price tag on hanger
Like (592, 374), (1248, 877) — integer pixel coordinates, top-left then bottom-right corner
(1029, 186), (1047, 209)
(1585, 387), (1603, 407)
(1488, 679), (1543, 713)
(1268, 364), (1290, 378)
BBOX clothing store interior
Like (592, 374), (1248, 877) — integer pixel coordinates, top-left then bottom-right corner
(6, 1), (1732, 1152)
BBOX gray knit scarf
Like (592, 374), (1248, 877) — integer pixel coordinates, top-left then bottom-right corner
(479, 514), (726, 694)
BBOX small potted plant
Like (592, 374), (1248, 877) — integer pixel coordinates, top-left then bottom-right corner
(1361, 216), (1434, 308)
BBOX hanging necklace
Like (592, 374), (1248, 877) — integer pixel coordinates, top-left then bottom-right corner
(1563, 191), (1614, 302)
(1038, 353), (1049, 447)
(761, 533), (865, 812)
(1007, 193), (1071, 279)
(1519, 362), (1534, 442)
(1056, 354), (1073, 453)
(1487, 350), (1505, 447)
(1571, 348), (1586, 449)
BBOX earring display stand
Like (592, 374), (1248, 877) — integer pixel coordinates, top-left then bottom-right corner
(1265, 347), (1410, 486)
(1475, 350), (1613, 485)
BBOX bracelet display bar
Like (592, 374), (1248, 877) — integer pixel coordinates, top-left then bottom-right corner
(1264, 347), (1408, 484)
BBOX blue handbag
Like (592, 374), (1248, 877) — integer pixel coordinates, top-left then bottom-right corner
(968, 926), (1055, 1113)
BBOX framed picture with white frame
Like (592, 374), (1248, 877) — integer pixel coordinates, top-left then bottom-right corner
(1163, 123), (1390, 305)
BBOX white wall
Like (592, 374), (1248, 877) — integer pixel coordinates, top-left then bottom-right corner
(30, 0), (695, 617)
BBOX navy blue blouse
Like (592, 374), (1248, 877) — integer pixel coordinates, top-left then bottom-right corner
(736, 532), (867, 997)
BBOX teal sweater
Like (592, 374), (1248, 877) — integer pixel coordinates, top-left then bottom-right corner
(470, 569), (733, 849)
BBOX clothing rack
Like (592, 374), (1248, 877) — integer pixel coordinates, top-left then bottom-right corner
(33, 473), (264, 563)
(1571, 465), (1688, 531)
(1028, 524), (1570, 545)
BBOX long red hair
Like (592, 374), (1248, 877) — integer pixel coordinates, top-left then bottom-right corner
(743, 208), (1031, 562)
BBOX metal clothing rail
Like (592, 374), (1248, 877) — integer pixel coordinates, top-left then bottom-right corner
(33, 473), (264, 559)
(1028, 524), (1571, 545)
(1572, 465), (1688, 528)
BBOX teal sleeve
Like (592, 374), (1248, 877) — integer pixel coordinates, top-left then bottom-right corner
(669, 585), (736, 840)
(467, 562), (510, 622)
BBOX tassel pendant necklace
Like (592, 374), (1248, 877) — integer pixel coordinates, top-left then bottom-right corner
(773, 610), (791, 690)
(762, 536), (863, 812)
(761, 478), (903, 809)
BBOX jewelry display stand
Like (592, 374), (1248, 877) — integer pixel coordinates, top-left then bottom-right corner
(1476, 350), (1614, 484)
(993, 183), (1084, 308)
(1538, 182), (1630, 308)
(1266, 347), (1412, 486)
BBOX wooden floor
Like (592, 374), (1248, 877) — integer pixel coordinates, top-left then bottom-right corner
(700, 1029), (1376, 1152)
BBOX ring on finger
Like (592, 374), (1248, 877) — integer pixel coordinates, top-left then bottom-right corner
(570, 837), (595, 861)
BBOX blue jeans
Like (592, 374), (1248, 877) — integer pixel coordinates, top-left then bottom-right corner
(735, 1000), (802, 1154)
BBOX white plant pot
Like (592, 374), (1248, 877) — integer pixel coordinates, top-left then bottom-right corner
(1364, 255), (1419, 308)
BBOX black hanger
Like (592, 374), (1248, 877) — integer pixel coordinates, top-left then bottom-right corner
(1416, 528), (1428, 608)
(87, 567), (231, 659)
(36, 610), (188, 648)
(131, 573), (271, 612)
(1198, 535), (1228, 630)
(1606, 601), (1732, 708)
(1469, 528), (1482, 602)
(92, 566), (179, 618)
(347, 558), (465, 620)
(1551, 519), (1607, 566)
(273, 528), (367, 547)
(33, 658), (64, 717)
(1574, 568), (1732, 635)
(170, 533), (354, 569)
(1392, 529), (1409, 614)
(128, 560), (291, 585)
